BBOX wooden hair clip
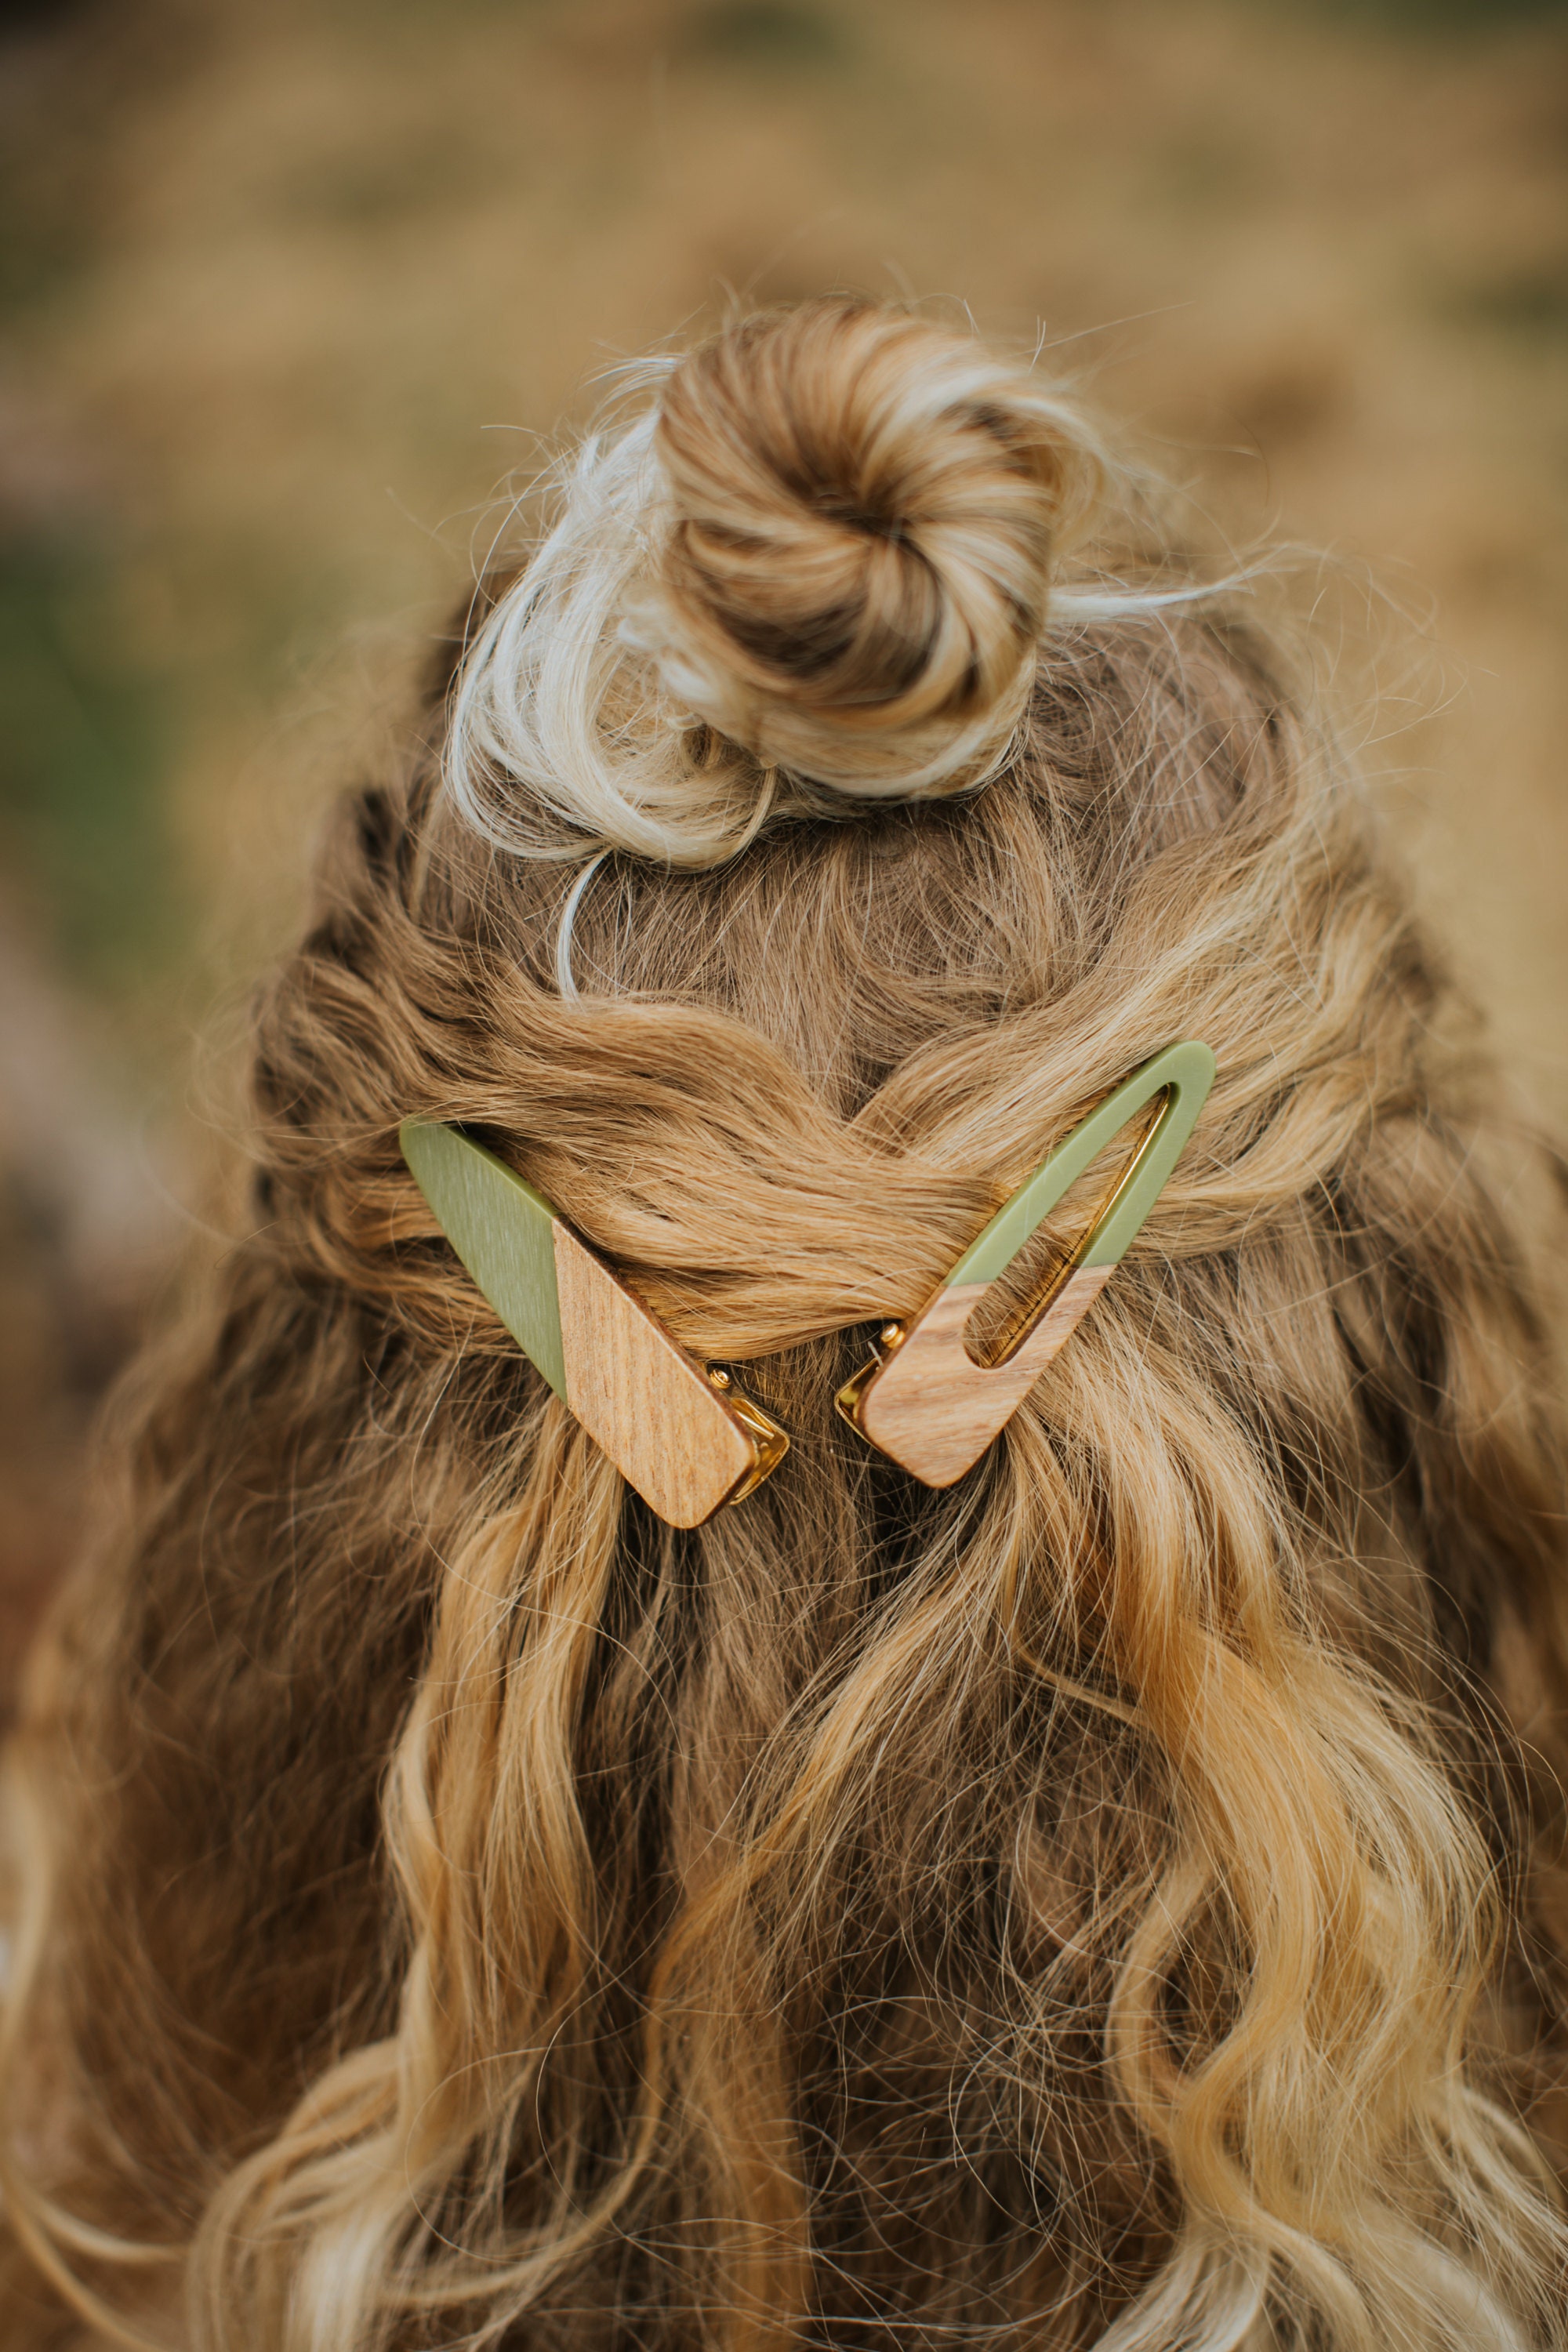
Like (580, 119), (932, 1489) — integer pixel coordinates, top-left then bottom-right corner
(835, 1041), (1216, 1487)
(400, 1120), (788, 1528)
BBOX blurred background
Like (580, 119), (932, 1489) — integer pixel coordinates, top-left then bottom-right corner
(1, 0), (1565, 1709)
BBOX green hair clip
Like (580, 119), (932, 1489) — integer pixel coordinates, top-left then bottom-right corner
(400, 1120), (788, 1529)
(836, 1040), (1216, 1486)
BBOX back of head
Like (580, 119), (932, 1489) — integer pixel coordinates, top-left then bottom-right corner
(5, 299), (1568, 2352)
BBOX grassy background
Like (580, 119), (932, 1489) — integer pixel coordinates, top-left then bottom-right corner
(1, 0), (1565, 1694)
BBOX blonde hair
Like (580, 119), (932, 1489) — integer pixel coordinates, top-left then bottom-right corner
(446, 299), (1109, 862)
(5, 296), (1568, 2352)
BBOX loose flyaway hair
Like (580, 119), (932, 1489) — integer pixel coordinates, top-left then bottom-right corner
(3, 296), (1568, 2352)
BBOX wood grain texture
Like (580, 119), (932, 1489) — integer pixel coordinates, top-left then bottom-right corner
(856, 1265), (1112, 1488)
(552, 1223), (763, 1528)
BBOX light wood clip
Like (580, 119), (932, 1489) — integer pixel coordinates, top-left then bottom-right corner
(836, 1041), (1215, 1487)
(400, 1121), (788, 1529)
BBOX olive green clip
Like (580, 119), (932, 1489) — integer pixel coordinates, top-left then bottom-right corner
(836, 1041), (1217, 1486)
(400, 1121), (788, 1530)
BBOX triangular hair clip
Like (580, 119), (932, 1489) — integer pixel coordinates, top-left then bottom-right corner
(401, 1121), (788, 1529)
(836, 1041), (1216, 1487)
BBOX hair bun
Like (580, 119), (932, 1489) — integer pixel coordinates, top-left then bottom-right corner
(644, 299), (1102, 798)
(445, 300), (1111, 869)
